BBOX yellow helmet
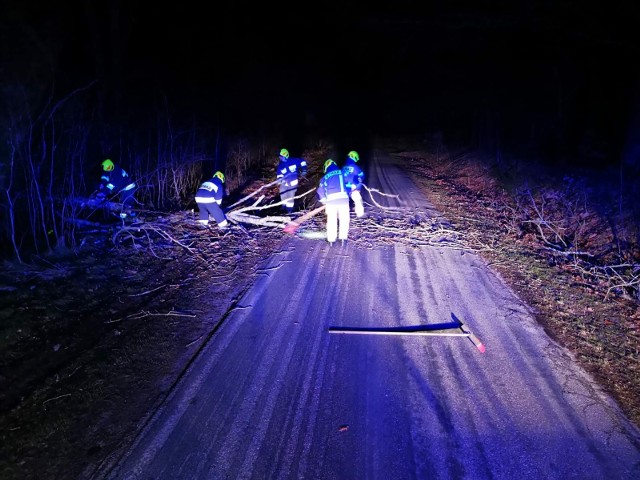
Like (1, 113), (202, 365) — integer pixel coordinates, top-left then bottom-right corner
(279, 148), (290, 159)
(101, 159), (114, 171)
(214, 171), (225, 183)
(347, 150), (360, 162)
(323, 159), (336, 173)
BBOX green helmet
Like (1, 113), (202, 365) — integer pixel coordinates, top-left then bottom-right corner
(279, 148), (290, 159)
(347, 150), (360, 162)
(214, 171), (225, 183)
(323, 159), (336, 173)
(101, 159), (115, 171)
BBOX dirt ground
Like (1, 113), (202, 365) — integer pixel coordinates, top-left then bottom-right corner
(1, 145), (638, 480)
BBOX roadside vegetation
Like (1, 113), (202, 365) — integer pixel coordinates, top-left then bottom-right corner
(394, 137), (640, 428)
(0, 139), (331, 480)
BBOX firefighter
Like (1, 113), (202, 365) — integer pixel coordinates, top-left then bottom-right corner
(98, 159), (137, 219)
(316, 159), (350, 247)
(195, 171), (229, 230)
(341, 150), (365, 218)
(276, 148), (307, 214)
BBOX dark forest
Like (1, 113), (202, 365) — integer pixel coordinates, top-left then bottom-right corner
(1, 0), (639, 259)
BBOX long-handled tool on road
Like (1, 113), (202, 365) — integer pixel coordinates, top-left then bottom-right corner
(328, 313), (485, 353)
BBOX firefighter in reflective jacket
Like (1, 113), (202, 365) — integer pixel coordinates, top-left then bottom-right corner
(316, 159), (350, 246)
(276, 148), (307, 213)
(341, 150), (365, 218)
(99, 159), (137, 218)
(195, 171), (229, 230)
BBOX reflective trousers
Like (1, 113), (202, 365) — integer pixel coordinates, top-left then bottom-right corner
(350, 189), (364, 217)
(325, 202), (350, 243)
(280, 187), (296, 212)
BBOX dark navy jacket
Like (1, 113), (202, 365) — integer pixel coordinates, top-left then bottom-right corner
(276, 158), (297, 190)
(277, 157), (307, 191)
(317, 164), (349, 205)
(342, 158), (364, 191)
(294, 157), (308, 176)
(100, 165), (136, 194)
(195, 176), (225, 205)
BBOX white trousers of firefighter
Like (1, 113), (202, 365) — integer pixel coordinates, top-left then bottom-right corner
(325, 201), (350, 244)
(350, 187), (365, 218)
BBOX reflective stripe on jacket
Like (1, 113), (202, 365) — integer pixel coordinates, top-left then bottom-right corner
(277, 158), (302, 187)
(196, 178), (224, 204)
(294, 157), (308, 175)
(342, 158), (364, 190)
(317, 165), (349, 204)
(101, 165), (136, 193)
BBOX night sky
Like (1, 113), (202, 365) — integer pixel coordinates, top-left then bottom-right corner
(3, 0), (640, 164)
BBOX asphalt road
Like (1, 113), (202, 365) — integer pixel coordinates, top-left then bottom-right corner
(97, 150), (640, 479)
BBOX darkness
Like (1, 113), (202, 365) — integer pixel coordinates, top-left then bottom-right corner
(3, 0), (640, 165)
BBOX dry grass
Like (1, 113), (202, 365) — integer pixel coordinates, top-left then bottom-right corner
(396, 145), (640, 428)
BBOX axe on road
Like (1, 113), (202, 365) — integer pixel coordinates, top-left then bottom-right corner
(283, 205), (326, 234)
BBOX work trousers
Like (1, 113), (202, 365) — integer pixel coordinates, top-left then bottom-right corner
(350, 188), (364, 217)
(280, 187), (296, 213)
(325, 202), (350, 243)
(197, 201), (228, 228)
